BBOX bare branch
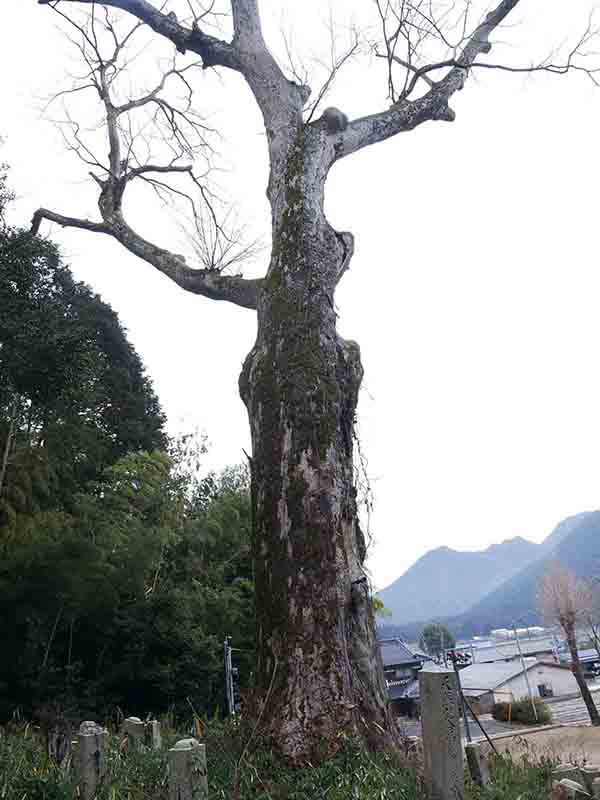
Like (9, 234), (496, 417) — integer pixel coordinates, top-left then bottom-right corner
(338, 0), (599, 160)
(31, 209), (110, 236)
(305, 25), (361, 123)
(31, 204), (262, 308)
(33, 3), (264, 310)
(39, 0), (241, 68)
(39, 0), (309, 121)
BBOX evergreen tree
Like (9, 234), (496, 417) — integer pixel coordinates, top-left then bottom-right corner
(0, 179), (166, 528)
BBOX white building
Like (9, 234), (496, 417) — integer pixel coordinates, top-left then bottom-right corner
(459, 660), (580, 714)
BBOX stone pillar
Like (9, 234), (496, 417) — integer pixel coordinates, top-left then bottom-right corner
(168, 738), (208, 800)
(47, 721), (72, 768)
(592, 777), (600, 798)
(121, 716), (145, 751)
(554, 767), (585, 785)
(582, 767), (600, 794)
(419, 668), (464, 800)
(77, 721), (107, 800)
(465, 742), (490, 787)
(145, 719), (162, 750)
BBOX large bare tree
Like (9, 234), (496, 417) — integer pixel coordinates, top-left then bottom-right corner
(33, 0), (598, 762)
(538, 563), (600, 726)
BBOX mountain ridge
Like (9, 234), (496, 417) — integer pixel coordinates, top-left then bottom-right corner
(377, 510), (600, 639)
(378, 535), (540, 625)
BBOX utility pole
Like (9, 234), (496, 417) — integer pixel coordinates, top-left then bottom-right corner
(513, 624), (538, 722)
(224, 636), (235, 717)
(449, 652), (472, 743)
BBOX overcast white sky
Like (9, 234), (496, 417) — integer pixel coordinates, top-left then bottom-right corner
(3, 1), (600, 590)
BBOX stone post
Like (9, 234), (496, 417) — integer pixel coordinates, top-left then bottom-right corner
(145, 719), (162, 750)
(465, 742), (490, 787)
(592, 777), (600, 798)
(121, 716), (145, 750)
(582, 767), (600, 794)
(47, 721), (72, 769)
(168, 738), (208, 800)
(554, 767), (585, 785)
(77, 721), (107, 800)
(419, 667), (464, 800)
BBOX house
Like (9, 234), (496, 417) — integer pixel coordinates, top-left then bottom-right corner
(458, 660), (580, 714)
(378, 638), (428, 716)
(464, 636), (557, 665)
(557, 647), (600, 676)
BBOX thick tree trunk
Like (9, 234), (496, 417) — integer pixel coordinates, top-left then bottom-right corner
(239, 124), (396, 764)
(565, 623), (600, 726)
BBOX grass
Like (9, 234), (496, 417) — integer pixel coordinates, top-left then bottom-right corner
(471, 752), (557, 800)
(0, 720), (557, 800)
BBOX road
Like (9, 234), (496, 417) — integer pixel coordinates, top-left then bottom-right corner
(396, 692), (600, 742)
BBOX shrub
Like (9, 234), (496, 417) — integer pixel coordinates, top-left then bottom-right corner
(492, 702), (509, 722)
(492, 697), (551, 725)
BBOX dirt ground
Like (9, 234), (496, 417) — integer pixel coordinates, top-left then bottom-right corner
(479, 725), (600, 765)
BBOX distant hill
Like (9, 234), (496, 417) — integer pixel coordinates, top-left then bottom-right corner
(377, 536), (540, 625)
(451, 511), (600, 635)
(378, 511), (600, 642)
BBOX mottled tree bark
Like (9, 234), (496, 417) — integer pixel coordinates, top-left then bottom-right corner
(238, 122), (395, 763)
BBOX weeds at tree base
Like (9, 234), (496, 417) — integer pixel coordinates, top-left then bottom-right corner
(0, 720), (556, 800)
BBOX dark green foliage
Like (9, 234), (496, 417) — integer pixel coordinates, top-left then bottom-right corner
(491, 698), (551, 725)
(419, 623), (455, 657)
(0, 166), (254, 722)
(0, 727), (76, 800)
(0, 455), (254, 721)
(0, 225), (166, 526)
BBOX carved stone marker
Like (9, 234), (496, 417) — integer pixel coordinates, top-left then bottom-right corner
(122, 716), (145, 750)
(47, 720), (72, 769)
(465, 742), (490, 787)
(419, 667), (464, 800)
(582, 767), (600, 794)
(77, 721), (107, 800)
(145, 719), (162, 750)
(554, 767), (586, 786)
(168, 738), (208, 800)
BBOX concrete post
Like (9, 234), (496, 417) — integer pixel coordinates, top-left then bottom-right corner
(591, 777), (600, 798)
(582, 767), (600, 794)
(121, 716), (145, 750)
(465, 742), (490, 787)
(77, 721), (107, 800)
(554, 767), (585, 785)
(168, 738), (208, 800)
(419, 668), (464, 800)
(145, 719), (162, 750)
(47, 722), (71, 768)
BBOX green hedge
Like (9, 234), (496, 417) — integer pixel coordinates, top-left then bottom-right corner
(492, 697), (551, 725)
